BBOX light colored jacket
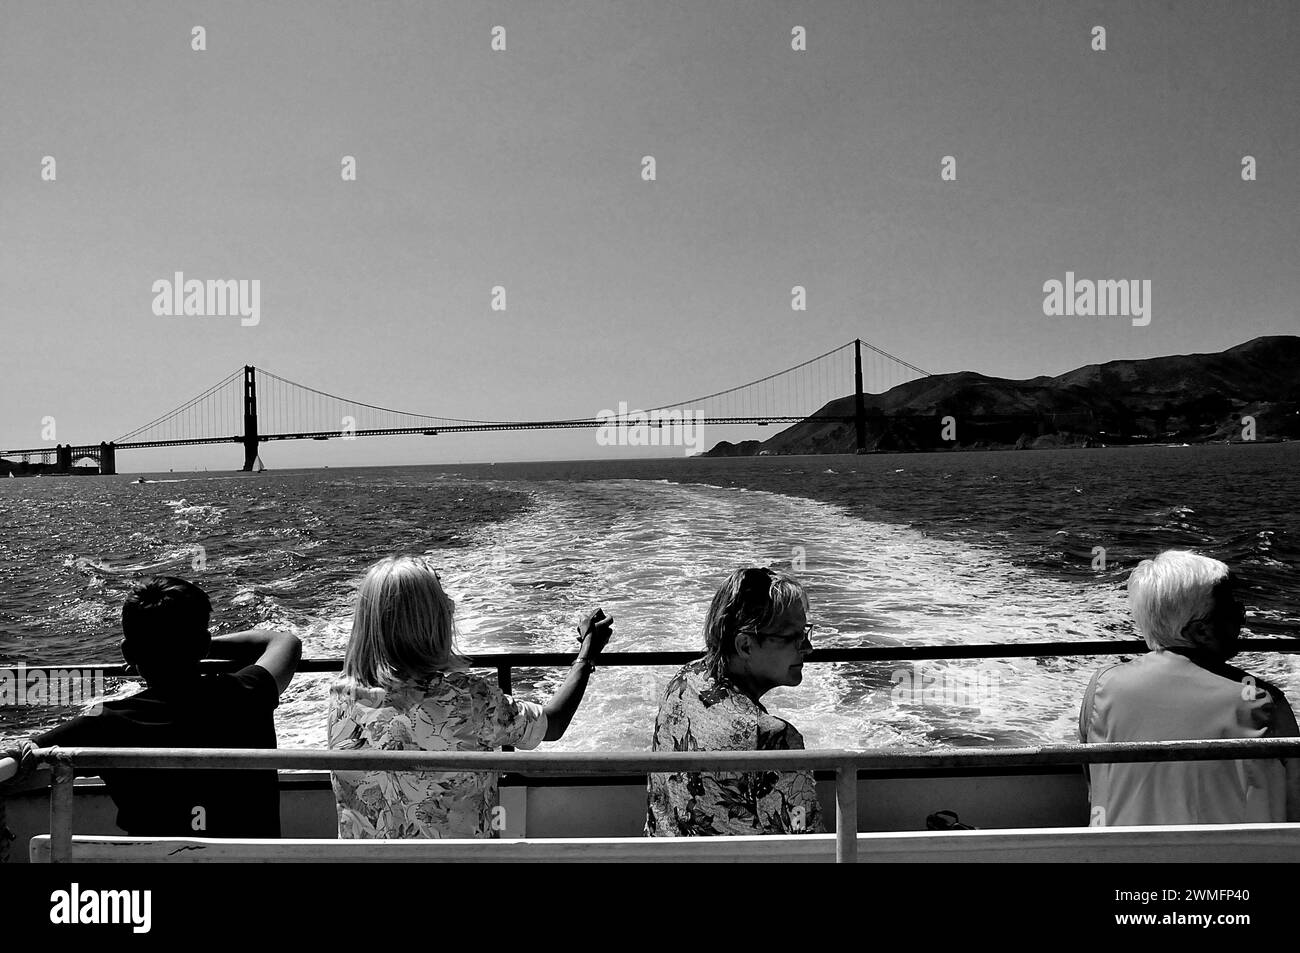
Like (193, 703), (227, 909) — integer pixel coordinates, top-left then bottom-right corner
(1080, 651), (1291, 826)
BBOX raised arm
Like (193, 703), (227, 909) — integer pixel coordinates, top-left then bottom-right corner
(542, 609), (613, 742)
(208, 628), (303, 695)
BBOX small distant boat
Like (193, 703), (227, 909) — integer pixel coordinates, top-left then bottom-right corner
(254, 455), (266, 473)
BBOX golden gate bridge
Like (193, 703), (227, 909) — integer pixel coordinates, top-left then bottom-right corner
(1, 339), (930, 474)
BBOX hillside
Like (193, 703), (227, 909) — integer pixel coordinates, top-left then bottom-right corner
(706, 336), (1300, 455)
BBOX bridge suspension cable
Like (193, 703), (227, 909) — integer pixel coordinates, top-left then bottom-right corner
(113, 368), (245, 444)
(640, 342), (856, 415)
(856, 338), (931, 378)
(255, 369), (526, 431)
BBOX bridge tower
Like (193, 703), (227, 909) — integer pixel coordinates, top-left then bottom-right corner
(56, 444), (72, 472)
(98, 442), (116, 476)
(854, 339), (867, 453)
(241, 365), (260, 471)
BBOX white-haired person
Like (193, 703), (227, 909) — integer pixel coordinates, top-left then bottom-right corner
(646, 566), (825, 836)
(1080, 549), (1300, 826)
(328, 555), (612, 838)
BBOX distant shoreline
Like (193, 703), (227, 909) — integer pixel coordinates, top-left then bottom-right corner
(704, 436), (1293, 459)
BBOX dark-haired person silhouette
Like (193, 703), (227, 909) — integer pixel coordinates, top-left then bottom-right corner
(2, 576), (301, 837)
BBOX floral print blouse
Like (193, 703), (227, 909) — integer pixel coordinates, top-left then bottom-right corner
(646, 658), (824, 836)
(328, 671), (546, 839)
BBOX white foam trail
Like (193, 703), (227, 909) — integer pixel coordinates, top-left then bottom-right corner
(299, 478), (1133, 753)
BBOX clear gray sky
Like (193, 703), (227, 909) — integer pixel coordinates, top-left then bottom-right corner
(2, 0), (1297, 469)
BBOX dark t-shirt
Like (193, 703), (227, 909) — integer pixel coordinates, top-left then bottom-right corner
(37, 665), (281, 837)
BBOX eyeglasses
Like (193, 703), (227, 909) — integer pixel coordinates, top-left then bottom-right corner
(740, 623), (815, 644)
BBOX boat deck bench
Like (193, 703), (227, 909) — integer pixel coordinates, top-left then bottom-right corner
(29, 824), (1300, 863)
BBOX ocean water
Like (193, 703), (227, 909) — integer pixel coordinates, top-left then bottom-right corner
(1, 443), (1297, 751)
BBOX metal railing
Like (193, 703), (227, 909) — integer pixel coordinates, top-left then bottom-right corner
(6, 640), (1300, 862)
(14, 636), (1300, 697)
(13, 738), (1300, 864)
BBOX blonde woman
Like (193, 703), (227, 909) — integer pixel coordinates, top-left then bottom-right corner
(328, 555), (612, 838)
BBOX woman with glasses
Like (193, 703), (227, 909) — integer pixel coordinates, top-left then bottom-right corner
(328, 555), (612, 838)
(646, 566), (824, 836)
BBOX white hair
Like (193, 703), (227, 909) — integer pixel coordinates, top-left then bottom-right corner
(1126, 550), (1230, 651)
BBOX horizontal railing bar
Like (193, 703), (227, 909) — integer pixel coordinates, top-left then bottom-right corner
(0, 760), (1133, 798)
(11, 638), (1300, 675)
(32, 738), (1300, 774)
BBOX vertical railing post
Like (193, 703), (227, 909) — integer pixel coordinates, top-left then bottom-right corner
(50, 759), (76, 864)
(498, 666), (515, 752)
(834, 758), (858, 864)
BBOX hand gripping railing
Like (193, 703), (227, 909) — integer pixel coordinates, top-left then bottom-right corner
(10, 738), (1300, 864)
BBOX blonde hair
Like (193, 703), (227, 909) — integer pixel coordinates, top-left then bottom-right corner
(339, 555), (468, 691)
(1127, 550), (1230, 652)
